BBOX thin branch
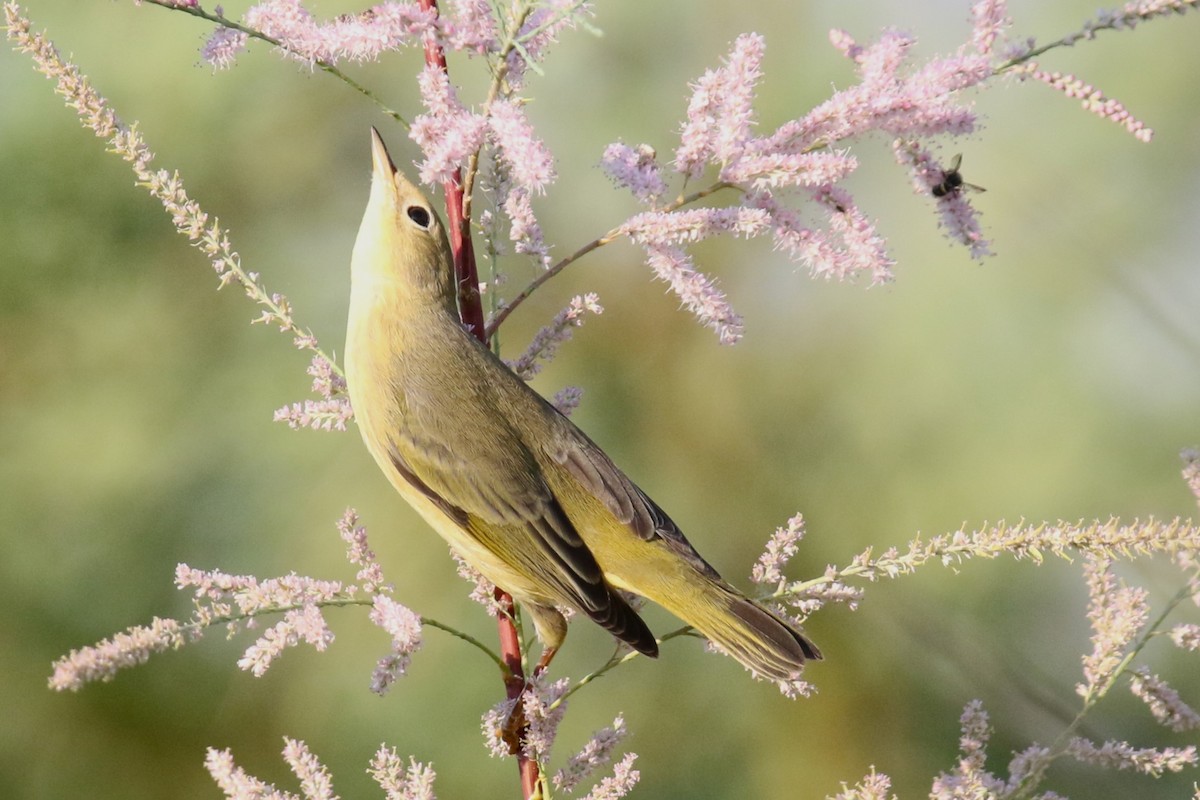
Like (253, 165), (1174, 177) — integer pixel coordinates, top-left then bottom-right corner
(485, 181), (737, 340)
(142, 0), (410, 129)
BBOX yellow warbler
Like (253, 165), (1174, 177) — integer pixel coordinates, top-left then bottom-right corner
(346, 128), (820, 680)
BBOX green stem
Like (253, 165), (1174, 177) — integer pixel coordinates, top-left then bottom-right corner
(994, 8), (1195, 74)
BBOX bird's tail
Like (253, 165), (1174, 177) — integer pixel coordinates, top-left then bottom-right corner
(661, 578), (822, 681)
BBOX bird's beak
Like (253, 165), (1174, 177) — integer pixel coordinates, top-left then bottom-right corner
(370, 126), (398, 182)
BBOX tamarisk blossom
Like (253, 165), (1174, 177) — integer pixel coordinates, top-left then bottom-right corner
(206, 746), (299, 800)
(1172, 624), (1200, 651)
(578, 752), (639, 800)
(1079, 556), (1149, 698)
(503, 0), (594, 89)
(201, 26), (248, 69)
(1065, 738), (1197, 777)
(233, 0), (437, 67)
(502, 185), (551, 267)
(829, 768), (894, 800)
(1015, 64), (1153, 141)
(209, 740), (438, 800)
(369, 595), (424, 694)
(894, 141), (991, 259)
(553, 715), (629, 794)
(410, 63), (489, 186)
(600, 142), (666, 205)
(929, 701), (1006, 799)
(442, 0), (498, 55)
(282, 739), (337, 800)
(47, 509), (425, 691)
(602, 16), (1006, 341)
(274, 354), (354, 432)
(489, 98), (556, 194)
(481, 675), (570, 762)
(370, 748), (438, 800)
(1129, 668), (1200, 732)
(506, 293), (603, 380)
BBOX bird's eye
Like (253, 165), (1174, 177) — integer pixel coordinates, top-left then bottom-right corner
(406, 205), (432, 229)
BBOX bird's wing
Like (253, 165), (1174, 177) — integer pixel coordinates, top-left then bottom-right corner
(385, 416), (612, 614)
(545, 419), (723, 579)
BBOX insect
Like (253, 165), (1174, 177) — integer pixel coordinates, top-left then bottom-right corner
(931, 153), (986, 198)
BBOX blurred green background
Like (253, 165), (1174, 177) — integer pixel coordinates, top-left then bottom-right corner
(4, 1), (1200, 798)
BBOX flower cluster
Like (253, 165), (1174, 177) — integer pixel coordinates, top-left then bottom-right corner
(1015, 63), (1153, 142)
(47, 509), (422, 694)
(596, 14), (1003, 343)
(757, 455), (1200, 796)
(505, 293), (603, 380)
(273, 354), (354, 432)
(478, 680), (640, 798)
(207, 739), (439, 800)
(1079, 555), (1150, 698)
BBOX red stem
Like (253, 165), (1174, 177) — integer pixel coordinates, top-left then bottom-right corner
(417, 2), (534, 796)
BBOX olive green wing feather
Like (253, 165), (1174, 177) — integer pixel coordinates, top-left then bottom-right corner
(545, 418), (724, 580)
(384, 415), (657, 653)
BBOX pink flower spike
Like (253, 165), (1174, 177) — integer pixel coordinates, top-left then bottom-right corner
(674, 33), (765, 177)
(711, 33), (764, 165)
(828, 28), (864, 62)
(206, 747), (298, 800)
(368, 596), (423, 695)
(829, 768), (893, 800)
(243, 0), (437, 67)
(410, 65), (488, 185)
(553, 715), (628, 793)
(822, 191), (896, 281)
(273, 397), (354, 432)
(502, 186), (550, 267)
(506, 293), (603, 380)
(237, 604), (334, 677)
(641, 243), (744, 345)
(443, 0), (498, 54)
(370, 748), (437, 800)
(1067, 738), (1198, 777)
(552, 386), (584, 416)
(1077, 556), (1149, 697)
(504, 1), (594, 88)
(579, 752), (640, 800)
(489, 98), (556, 194)
(722, 150), (857, 191)
(338, 508), (387, 593)
(600, 142), (666, 205)
(1181, 447), (1200, 505)
(201, 26), (249, 70)
(1129, 668), (1200, 732)
(1170, 623), (1200, 650)
(894, 142), (991, 259)
(621, 207), (770, 246)
(282, 739), (337, 800)
(752, 514), (806, 586)
(970, 0), (1012, 56)
(1021, 64), (1153, 142)
(49, 617), (188, 691)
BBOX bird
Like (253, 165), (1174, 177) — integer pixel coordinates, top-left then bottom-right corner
(345, 127), (821, 682)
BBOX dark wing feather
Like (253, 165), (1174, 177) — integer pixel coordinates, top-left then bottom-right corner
(387, 434), (657, 653)
(546, 421), (724, 580)
(388, 422), (603, 590)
